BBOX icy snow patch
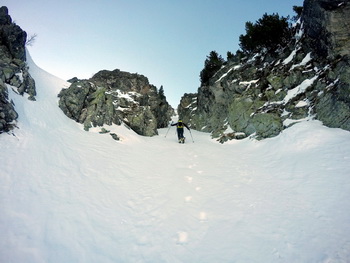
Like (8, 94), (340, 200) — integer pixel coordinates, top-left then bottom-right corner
(296, 100), (308, 108)
(291, 52), (312, 70)
(283, 49), (297, 64)
(283, 75), (318, 104)
(239, 79), (259, 86)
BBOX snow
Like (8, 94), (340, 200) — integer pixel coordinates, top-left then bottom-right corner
(239, 79), (259, 86)
(295, 100), (308, 108)
(283, 49), (297, 65)
(223, 124), (234, 134)
(215, 65), (242, 83)
(291, 52), (312, 70)
(113, 89), (140, 103)
(216, 68), (233, 83)
(1, 54), (350, 263)
(16, 72), (24, 83)
(283, 75), (318, 104)
(294, 21), (304, 41)
(248, 53), (261, 63)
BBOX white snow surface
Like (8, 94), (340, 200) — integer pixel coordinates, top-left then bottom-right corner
(290, 52), (312, 70)
(1, 55), (350, 263)
(283, 75), (318, 104)
(283, 49), (297, 65)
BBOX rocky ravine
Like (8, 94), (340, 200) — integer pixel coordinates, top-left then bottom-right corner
(0, 6), (36, 133)
(58, 70), (174, 137)
(178, 0), (350, 142)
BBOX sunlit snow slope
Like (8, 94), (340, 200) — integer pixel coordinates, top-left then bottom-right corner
(1, 54), (350, 263)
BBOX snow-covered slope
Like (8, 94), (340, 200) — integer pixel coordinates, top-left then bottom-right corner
(1, 55), (350, 263)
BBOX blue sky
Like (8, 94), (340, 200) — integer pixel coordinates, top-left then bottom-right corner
(2, 0), (304, 107)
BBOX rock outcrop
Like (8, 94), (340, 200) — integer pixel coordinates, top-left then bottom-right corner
(0, 6), (36, 133)
(58, 69), (173, 136)
(178, 0), (350, 142)
(303, 0), (350, 58)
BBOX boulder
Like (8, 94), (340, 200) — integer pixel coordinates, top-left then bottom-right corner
(58, 69), (173, 136)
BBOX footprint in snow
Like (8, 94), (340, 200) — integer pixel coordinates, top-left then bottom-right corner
(199, 212), (208, 222)
(176, 231), (189, 244)
(185, 176), (193, 183)
(185, 196), (192, 202)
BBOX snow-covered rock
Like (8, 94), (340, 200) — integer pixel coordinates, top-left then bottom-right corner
(178, 0), (350, 141)
(58, 69), (173, 136)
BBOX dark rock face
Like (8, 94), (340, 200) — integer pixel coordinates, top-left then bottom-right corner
(0, 6), (36, 134)
(315, 58), (350, 130)
(0, 79), (18, 132)
(59, 69), (173, 136)
(303, 0), (350, 58)
(178, 0), (350, 141)
(0, 6), (26, 61)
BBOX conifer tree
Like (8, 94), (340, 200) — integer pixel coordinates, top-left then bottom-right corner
(239, 13), (291, 53)
(200, 51), (224, 85)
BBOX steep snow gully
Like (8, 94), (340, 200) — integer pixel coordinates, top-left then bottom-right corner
(1, 54), (350, 263)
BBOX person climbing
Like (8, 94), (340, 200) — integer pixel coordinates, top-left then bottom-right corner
(171, 119), (190, 143)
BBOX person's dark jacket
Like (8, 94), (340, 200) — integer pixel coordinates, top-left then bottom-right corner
(171, 121), (189, 130)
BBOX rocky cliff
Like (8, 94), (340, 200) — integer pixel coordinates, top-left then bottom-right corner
(178, 0), (350, 142)
(0, 6), (36, 133)
(58, 69), (174, 136)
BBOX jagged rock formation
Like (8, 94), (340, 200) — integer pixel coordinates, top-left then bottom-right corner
(178, 0), (350, 142)
(58, 69), (173, 136)
(0, 6), (36, 133)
